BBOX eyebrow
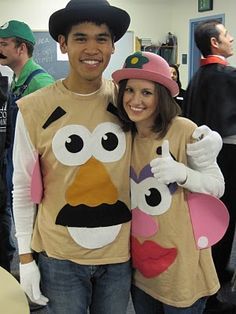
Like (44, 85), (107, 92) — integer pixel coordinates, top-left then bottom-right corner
(43, 106), (66, 129)
(72, 32), (111, 38)
(126, 85), (155, 91)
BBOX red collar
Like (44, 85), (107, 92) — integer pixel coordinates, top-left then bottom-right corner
(200, 56), (228, 66)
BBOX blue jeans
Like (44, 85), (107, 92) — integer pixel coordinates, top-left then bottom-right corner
(131, 285), (207, 314)
(38, 252), (132, 314)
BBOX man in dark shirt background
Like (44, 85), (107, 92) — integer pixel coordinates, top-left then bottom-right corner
(183, 19), (236, 313)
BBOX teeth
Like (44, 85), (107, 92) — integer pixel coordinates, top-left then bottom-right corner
(131, 106), (144, 112)
(83, 60), (99, 65)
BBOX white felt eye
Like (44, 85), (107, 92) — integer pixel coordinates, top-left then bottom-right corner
(135, 177), (172, 215)
(52, 125), (91, 166)
(92, 122), (126, 163)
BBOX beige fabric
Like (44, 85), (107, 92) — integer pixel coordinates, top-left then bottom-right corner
(18, 79), (132, 265)
(131, 117), (219, 307)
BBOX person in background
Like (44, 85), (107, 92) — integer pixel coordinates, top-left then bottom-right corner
(0, 72), (11, 271)
(169, 63), (185, 110)
(183, 19), (236, 313)
(0, 20), (54, 273)
(112, 51), (225, 314)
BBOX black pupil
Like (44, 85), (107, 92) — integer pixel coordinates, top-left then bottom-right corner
(102, 132), (118, 151)
(65, 134), (83, 153)
(145, 188), (161, 206)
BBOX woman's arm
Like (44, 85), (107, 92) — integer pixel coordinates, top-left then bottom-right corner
(180, 161), (224, 198)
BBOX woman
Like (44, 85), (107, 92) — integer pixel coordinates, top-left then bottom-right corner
(169, 64), (185, 110)
(112, 51), (225, 314)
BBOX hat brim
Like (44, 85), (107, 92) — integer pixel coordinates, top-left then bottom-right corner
(112, 68), (179, 97)
(49, 6), (130, 42)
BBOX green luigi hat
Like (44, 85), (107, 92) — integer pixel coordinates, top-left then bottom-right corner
(0, 20), (35, 45)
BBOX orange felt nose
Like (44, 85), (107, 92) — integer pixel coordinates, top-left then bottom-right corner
(66, 157), (118, 207)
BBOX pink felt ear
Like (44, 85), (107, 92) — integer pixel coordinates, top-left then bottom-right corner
(187, 192), (229, 249)
(31, 156), (43, 204)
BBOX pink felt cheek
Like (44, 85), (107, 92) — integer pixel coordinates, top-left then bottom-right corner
(188, 193), (229, 249)
(132, 208), (159, 237)
(31, 156), (43, 204)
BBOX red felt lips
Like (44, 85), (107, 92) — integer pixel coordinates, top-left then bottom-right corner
(131, 236), (177, 278)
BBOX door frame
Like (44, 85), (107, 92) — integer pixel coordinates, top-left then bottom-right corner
(188, 14), (225, 81)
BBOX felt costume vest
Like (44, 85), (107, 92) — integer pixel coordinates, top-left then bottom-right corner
(17, 79), (132, 265)
(131, 117), (219, 307)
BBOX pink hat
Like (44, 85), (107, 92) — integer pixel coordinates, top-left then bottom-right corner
(112, 51), (179, 97)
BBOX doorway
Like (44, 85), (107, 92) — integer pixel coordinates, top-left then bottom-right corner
(188, 14), (225, 81)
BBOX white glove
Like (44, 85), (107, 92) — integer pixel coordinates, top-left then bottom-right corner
(150, 140), (187, 185)
(187, 125), (222, 168)
(20, 260), (49, 306)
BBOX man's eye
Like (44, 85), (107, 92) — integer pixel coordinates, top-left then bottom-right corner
(98, 37), (108, 43)
(76, 37), (86, 42)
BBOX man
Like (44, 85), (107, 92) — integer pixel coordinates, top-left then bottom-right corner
(12, 2), (224, 313)
(13, 1), (132, 313)
(183, 20), (236, 313)
(0, 72), (11, 271)
(0, 20), (54, 272)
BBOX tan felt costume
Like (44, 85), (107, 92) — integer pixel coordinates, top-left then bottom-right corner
(131, 117), (219, 307)
(17, 79), (132, 265)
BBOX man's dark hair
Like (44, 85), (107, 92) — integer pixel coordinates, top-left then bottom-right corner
(62, 20), (115, 44)
(14, 37), (34, 57)
(194, 19), (222, 57)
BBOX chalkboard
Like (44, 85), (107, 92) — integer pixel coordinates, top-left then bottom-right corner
(33, 31), (69, 80)
(33, 31), (134, 80)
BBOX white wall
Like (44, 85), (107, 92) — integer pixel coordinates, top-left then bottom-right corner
(110, 0), (172, 45)
(1, 0), (236, 88)
(0, 0), (172, 43)
(169, 0), (236, 87)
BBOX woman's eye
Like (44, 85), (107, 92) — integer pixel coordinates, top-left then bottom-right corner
(143, 90), (152, 96)
(125, 87), (133, 93)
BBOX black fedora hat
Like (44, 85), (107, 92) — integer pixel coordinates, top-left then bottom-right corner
(49, 0), (130, 43)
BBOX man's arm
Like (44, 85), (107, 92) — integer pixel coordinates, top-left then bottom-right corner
(13, 112), (37, 255)
(187, 125), (222, 168)
(13, 112), (48, 306)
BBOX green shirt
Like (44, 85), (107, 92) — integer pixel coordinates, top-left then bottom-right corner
(10, 58), (54, 96)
